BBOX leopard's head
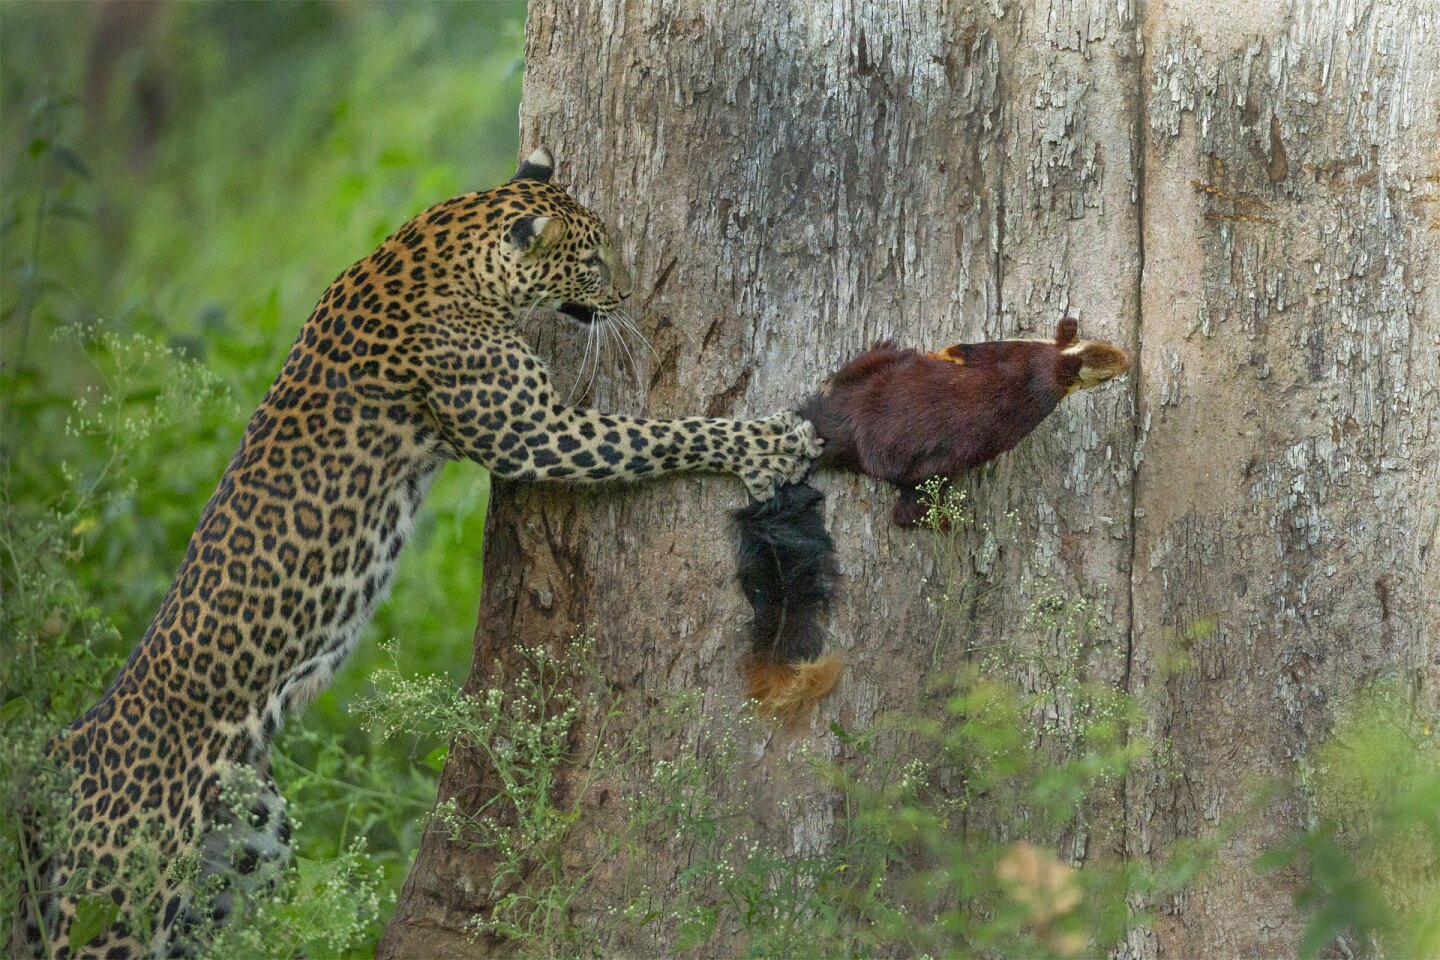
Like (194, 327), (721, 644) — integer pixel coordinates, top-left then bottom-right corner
(498, 147), (632, 324)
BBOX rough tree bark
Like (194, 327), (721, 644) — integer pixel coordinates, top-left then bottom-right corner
(1129, 2), (1439, 955)
(380, 2), (1437, 957)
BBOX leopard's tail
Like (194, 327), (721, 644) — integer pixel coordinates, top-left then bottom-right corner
(734, 481), (840, 722)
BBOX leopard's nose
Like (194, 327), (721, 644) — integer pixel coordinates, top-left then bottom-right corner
(613, 262), (633, 298)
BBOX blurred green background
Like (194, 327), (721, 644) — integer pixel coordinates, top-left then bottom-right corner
(1, 0), (526, 951)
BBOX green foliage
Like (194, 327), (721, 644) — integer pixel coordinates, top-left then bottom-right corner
(356, 604), (1205, 959)
(357, 638), (639, 951)
(0, 323), (389, 957)
(616, 621), (1189, 960)
(1, 0), (521, 661)
(0, 327), (221, 955)
(1260, 684), (1440, 958)
(807, 669), (1157, 958)
(1, 2), (523, 954)
(195, 841), (384, 960)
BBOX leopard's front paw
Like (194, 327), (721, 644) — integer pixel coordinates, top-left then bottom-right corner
(759, 412), (823, 460)
(740, 413), (823, 501)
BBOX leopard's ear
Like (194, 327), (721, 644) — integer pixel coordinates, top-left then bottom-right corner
(506, 215), (569, 256)
(512, 147), (555, 183)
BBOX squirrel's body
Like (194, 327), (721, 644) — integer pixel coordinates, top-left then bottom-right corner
(736, 317), (1130, 715)
(803, 318), (1130, 525)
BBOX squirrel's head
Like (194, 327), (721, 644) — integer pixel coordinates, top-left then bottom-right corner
(1054, 317), (1130, 394)
(926, 316), (1130, 396)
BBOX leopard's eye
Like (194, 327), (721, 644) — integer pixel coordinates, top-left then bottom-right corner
(582, 253), (603, 267)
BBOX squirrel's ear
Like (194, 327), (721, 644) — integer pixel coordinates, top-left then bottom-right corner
(512, 146), (555, 183)
(506, 215), (569, 256)
(1056, 316), (1079, 347)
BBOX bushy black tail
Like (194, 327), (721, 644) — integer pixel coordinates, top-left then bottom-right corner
(734, 481), (841, 720)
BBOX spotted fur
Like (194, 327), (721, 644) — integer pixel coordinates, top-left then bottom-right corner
(21, 147), (820, 958)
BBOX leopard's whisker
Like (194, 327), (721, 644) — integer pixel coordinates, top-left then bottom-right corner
(587, 314), (601, 401)
(586, 317), (605, 402)
(603, 310), (644, 391)
(587, 315), (603, 401)
(614, 324), (642, 392)
(519, 291), (549, 325)
(567, 313), (597, 405)
(612, 306), (658, 359)
(624, 311), (658, 361)
(618, 321), (644, 391)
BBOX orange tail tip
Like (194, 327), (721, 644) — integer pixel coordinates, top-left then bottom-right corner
(744, 654), (842, 723)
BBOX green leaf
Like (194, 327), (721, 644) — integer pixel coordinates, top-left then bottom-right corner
(378, 146), (421, 169)
(253, 288), (282, 334)
(295, 856), (326, 894)
(45, 200), (91, 222)
(52, 145), (91, 180)
(1253, 844), (1298, 872)
(675, 905), (718, 949)
(423, 744), (449, 771)
(1298, 911), (1349, 960)
(0, 697), (29, 725)
(69, 896), (120, 950)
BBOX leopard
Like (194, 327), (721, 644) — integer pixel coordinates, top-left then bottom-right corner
(18, 147), (821, 959)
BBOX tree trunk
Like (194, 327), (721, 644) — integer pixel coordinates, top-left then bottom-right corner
(379, 2), (1437, 957)
(1128, 2), (1440, 955)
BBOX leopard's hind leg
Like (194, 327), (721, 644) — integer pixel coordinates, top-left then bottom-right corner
(177, 770), (292, 946)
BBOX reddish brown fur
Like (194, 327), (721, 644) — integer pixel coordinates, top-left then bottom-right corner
(801, 317), (1129, 526)
(743, 653), (843, 723)
(730, 317), (1124, 724)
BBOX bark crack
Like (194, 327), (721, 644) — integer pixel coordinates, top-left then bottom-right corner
(1121, 10), (1149, 871)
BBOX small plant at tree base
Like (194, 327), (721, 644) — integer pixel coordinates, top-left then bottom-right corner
(614, 656), (1210, 959)
(915, 477), (1021, 666)
(356, 637), (641, 953)
(194, 835), (383, 960)
(1259, 682), (1440, 958)
(378, 602), (1207, 958)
